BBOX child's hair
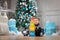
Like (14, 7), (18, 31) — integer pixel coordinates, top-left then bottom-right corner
(34, 17), (40, 21)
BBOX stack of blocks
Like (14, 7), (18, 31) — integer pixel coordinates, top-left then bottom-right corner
(29, 17), (35, 36)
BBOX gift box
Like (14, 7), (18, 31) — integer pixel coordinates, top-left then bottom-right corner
(44, 21), (56, 35)
(8, 19), (18, 33)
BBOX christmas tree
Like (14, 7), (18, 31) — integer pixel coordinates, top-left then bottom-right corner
(15, 0), (37, 30)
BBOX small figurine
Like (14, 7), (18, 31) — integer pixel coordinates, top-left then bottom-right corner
(29, 17), (35, 36)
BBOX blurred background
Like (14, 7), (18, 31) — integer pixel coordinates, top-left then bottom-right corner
(0, 0), (60, 32)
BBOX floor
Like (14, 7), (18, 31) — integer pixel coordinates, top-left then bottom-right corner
(0, 35), (60, 40)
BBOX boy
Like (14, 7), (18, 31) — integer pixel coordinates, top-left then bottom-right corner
(34, 18), (44, 36)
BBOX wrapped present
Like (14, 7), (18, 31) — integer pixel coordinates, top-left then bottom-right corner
(8, 19), (18, 33)
(44, 21), (56, 35)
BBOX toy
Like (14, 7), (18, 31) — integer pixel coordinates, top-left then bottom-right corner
(29, 17), (35, 36)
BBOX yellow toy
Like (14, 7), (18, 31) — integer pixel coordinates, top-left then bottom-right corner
(29, 17), (36, 31)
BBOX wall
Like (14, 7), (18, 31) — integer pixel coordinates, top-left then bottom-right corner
(11, 0), (17, 10)
(37, 0), (60, 31)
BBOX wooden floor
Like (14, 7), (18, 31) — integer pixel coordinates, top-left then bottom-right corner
(0, 35), (60, 40)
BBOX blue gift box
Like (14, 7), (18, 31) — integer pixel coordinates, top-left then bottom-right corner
(29, 31), (35, 36)
(8, 19), (18, 33)
(44, 21), (56, 35)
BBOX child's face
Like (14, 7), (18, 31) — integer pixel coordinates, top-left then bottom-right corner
(34, 18), (40, 25)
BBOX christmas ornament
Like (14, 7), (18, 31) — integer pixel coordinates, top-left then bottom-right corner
(22, 29), (29, 36)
